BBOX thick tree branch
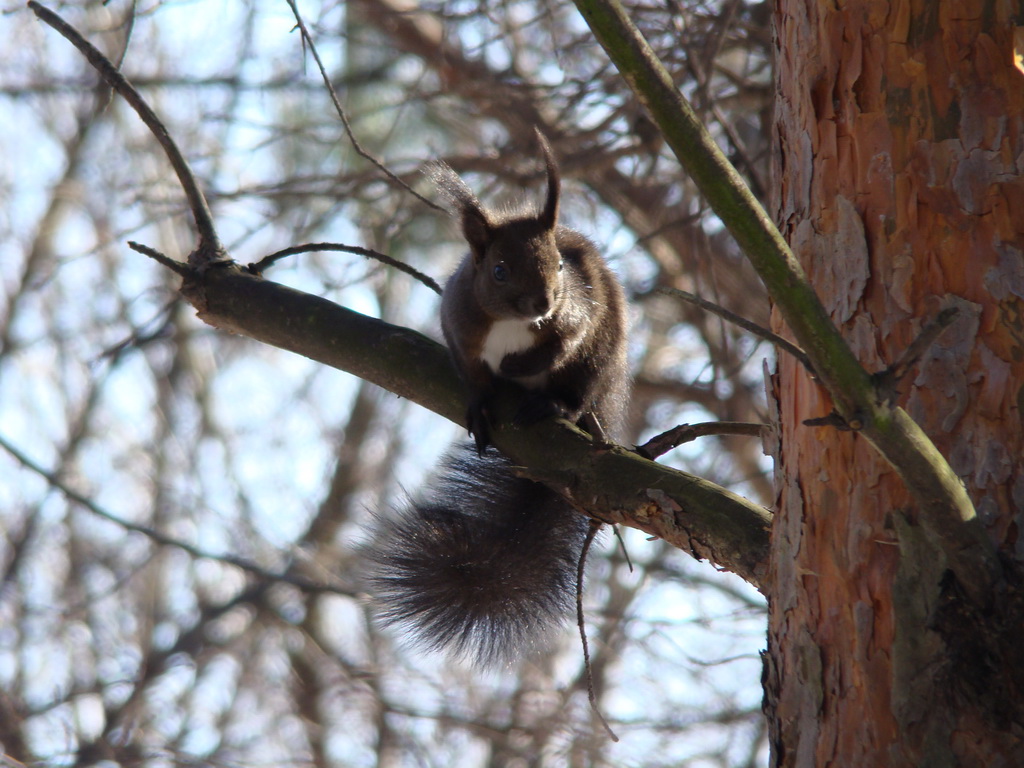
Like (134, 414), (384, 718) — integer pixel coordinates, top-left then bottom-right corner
(182, 265), (772, 589)
(571, 0), (1001, 605)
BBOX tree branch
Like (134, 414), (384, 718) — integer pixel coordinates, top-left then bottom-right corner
(638, 421), (767, 461)
(571, 0), (1001, 606)
(29, 1), (224, 265)
(284, 0), (442, 211)
(249, 242), (442, 294)
(181, 264), (772, 589)
(654, 286), (814, 374)
(30, 0), (773, 589)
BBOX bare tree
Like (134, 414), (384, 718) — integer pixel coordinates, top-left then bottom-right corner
(1, 1), (773, 766)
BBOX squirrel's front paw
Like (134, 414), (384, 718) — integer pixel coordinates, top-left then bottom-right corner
(466, 395), (494, 455)
(513, 392), (567, 427)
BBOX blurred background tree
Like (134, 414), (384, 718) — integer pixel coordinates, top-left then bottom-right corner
(0, 1), (773, 765)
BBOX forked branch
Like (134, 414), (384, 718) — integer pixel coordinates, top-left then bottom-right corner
(29, 1), (223, 264)
(572, 0), (1001, 605)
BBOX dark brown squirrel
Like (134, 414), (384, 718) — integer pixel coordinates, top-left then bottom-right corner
(368, 133), (630, 665)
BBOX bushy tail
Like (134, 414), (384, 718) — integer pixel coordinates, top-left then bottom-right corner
(367, 444), (590, 666)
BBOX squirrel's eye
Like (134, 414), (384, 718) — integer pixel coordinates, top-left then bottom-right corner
(558, 259), (564, 271)
(493, 264), (508, 283)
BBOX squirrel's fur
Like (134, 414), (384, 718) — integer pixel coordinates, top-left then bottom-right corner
(370, 447), (591, 663)
(368, 133), (629, 666)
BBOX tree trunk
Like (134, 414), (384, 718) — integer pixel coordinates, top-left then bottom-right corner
(767, 0), (1024, 765)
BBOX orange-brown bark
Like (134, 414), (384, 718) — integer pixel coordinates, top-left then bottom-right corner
(768, 0), (1024, 765)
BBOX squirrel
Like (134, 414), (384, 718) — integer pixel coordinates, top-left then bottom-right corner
(368, 132), (630, 665)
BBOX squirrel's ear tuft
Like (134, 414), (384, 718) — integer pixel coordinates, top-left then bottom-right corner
(460, 207), (492, 261)
(534, 129), (560, 231)
(426, 161), (492, 260)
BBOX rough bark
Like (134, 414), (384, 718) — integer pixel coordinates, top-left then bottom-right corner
(573, 0), (1000, 597)
(768, 1), (1024, 765)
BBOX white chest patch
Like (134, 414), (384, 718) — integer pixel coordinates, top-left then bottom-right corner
(480, 319), (536, 374)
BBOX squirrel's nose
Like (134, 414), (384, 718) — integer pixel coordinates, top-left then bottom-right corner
(524, 295), (550, 318)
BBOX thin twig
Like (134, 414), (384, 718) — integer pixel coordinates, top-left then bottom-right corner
(887, 306), (960, 384)
(284, 0), (443, 212)
(97, 297), (178, 362)
(637, 420), (766, 460)
(803, 411), (854, 430)
(577, 520), (619, 743)
(249, 242), (442, 295)
(807, 309), (961, 429)
(654, 286), (814, 374)
(612, 525), (634, 572)
(127, 241), (191, 276)
(29, 2), (224, 263)
(0, 432), (353, 597)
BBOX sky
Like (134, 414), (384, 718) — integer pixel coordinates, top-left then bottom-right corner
(0, 1), (769, 764)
